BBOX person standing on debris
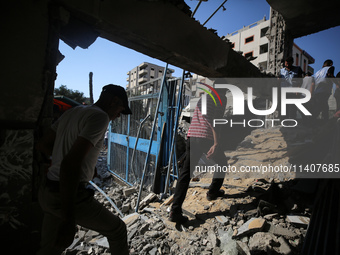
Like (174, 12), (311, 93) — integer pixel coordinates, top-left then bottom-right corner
(301, 72), (314, 97)
(37, 84), (132, 255)
(169, 87), (228, 224)
(312, 59), (335, 121)
(334, 72), (340, 112)
(279, 56), (303, 119)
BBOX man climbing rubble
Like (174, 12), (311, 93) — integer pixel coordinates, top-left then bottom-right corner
(36, 84), (132, 255)
(169, 87), (228, 224)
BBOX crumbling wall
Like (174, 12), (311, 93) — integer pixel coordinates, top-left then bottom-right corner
(267, 8), (294, 76)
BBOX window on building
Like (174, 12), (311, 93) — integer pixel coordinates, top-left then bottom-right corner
(304, 59), (307, 73)
(260, 27), (269, 37)
(244, 51), (253, 59)
(259, 43), (268, 54)
(150, 67), (155, 78)
(245, 35), (254, 44)
(296, 53), (299, 66)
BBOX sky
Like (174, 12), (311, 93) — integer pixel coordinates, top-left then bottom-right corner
(55, 0), (340, 101)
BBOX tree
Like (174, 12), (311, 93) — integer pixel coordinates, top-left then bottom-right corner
(54, 85), (90, 104)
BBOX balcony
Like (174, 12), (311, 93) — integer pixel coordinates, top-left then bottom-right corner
(138, 77), (148, 84)
(138, 62), (148, 69)
(139, 69), (148, 76)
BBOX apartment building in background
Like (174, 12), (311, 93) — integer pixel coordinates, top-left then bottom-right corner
(126, 62), (174, 89)
(224, 16), (315, 74)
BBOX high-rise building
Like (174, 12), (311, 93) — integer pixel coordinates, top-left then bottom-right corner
(126, 62), (174, 89)
(224, 17), (315, 74)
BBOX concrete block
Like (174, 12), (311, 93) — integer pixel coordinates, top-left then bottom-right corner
(139, 193), (158, 208)
(268, 223), (298, 240)
(208, 230), (219, 247)
(182, 208), (196, 219)
(161, 194), (174, 207)
(90, 237), (109, 248)
(264, 213), (279, 220)
(286, 215), (309, 227)
(122, 203), (130, 213)
(276, 236), (292, 255)
(235, 218), (266, 238)
(248, 232), (279, 253)
(123, 187), (137, 197)
(215, 215), (229, 225)
(236, 240), (251, 255)
(122, 212), (140, 226)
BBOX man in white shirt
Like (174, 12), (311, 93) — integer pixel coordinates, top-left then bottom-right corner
(37, 84), (132, 255)
(279, 56), (303, 119)
(312, 59), (335, 120)
(301, 72), (314, 97)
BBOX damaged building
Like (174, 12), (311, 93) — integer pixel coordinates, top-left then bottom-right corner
(1, 0), (340, 254)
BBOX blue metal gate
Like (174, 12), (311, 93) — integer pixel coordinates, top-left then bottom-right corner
(107, 66), (187, 199)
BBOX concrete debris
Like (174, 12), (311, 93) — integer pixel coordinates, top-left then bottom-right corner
(236, 240), (251, 255)
(248, 232), (280, 253)
(219, 228), (238, 255)
(215, 215), (229, 225)
(160, 194), (174, 207)
(138, 193), (158, 210)
(123, 187), (137, 197)
(64, 127), (315, 255)
(286, 215), (310, 227)
(276, 236), (292, 255)
(234, 217), (266, 238)
(268, 223), (298, 240)
(122, 212), (140, 226)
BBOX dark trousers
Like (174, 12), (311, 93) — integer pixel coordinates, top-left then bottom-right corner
(38, 180), (129, 255)
(171, 137), (226, 214)
(286, 93), (299, 119)
(334, 89), (340, 112)
(313, 93), (331, 120)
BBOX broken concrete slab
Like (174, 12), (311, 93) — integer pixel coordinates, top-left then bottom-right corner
(123, 187), (137, 197)
(215, 215), (229, 225)
(139, 193), (158, 209)
(122, 212), (140, 226)
(89, 237), (109, 248)
(189, 182), (211, 189)
(182, 208), (196, 219)
(236, 240), (251, 255)
(234, 218), (266, 238)
(144, 230), (162, 238)
(208, 229), (219, 247)
(121, 203), (130, 213)
(219, 228), (238, 255)
(248, 232), (280, 254)
(264, 213), (279, 221)
(275, 236), (292, 255)
(127, 228), (138, 242)
(160, 194), (174, 207)
(142, 207), (156, 213)
(268, 223), (298, 240)
(286, 215), (310, 227)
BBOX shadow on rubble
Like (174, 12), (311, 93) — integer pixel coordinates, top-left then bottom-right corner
(282, 116), (340, 254)
(179, 177), (317, 231)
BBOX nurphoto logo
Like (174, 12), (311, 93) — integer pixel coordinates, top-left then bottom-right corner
(199, 79), (312, 128)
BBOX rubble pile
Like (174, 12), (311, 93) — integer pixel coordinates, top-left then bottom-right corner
(63, 126), (317, 255)
(224, 125), (314, 180)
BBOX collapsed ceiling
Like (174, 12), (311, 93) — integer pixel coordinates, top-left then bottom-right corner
(266, 0), (340, 38)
